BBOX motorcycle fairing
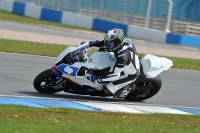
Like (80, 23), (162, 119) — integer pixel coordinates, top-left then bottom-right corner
(62, 73), (104, 90)
(55, 62), (104, 90)
(140, 54), (173, 78)
(56, 64), (79, 76)
(55, 46), (77, 64)
(89, 51), (116, 71)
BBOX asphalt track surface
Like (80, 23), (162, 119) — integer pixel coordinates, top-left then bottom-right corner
(1, 52), (200, 109)
(0, 20), (200, 109)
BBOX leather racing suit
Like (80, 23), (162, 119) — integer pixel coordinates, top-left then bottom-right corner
(89, 39), (140, 96)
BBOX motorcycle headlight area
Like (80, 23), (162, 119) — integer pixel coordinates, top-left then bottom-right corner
(65, 50), (89, 64)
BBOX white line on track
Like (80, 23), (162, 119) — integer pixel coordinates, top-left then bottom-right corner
(0, 94), (200, 110)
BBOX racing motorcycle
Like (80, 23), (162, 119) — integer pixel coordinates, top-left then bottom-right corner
(33, 40), (173, 101)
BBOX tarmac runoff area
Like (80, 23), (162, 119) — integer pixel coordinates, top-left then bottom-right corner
(0, 95), (200, 115)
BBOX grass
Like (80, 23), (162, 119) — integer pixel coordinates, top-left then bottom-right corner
(166, 57), (200, 70)
(0, 39), (200, 71)
(0, 39), (97, 56)
(0, 105), (200, 133)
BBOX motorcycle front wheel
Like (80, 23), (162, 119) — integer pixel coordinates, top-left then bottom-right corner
(33, 69), (63, 94)
(125, 75), (162, 101)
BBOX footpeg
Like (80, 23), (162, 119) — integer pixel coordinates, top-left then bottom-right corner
(115, 85), (135, 98)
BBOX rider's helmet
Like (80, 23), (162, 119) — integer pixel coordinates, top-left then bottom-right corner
(104, 28), (124, 52)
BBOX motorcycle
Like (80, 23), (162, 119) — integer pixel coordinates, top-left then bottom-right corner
(33, 40), (173, 101)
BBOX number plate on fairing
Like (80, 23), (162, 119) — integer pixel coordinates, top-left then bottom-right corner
(56, 64), (79, 76)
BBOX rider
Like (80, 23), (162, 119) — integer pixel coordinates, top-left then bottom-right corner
(87, 28), (140, 97)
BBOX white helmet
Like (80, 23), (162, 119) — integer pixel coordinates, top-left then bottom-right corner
(104, 28), (124, 52)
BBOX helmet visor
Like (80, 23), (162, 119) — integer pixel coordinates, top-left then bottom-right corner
(105, 41), (114, 50)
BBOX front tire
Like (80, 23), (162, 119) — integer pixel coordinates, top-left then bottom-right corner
(125, 75), (162, 101)
(33, 69), (63, 94)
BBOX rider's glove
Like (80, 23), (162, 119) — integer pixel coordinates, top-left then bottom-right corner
(88, 74), (102, 83)
(89, 40), (99, 47)
(80, 41), (86, 45)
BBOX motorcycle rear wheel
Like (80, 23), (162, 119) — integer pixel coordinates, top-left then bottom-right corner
(125, 75), (162, 101)
(33, 69), (63, 94)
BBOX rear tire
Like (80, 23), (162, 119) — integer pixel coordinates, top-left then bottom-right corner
(33, 69), (63, 94)
(125, 75), (162, 101)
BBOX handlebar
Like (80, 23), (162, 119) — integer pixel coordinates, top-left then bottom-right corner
(77, 42), (90, 51)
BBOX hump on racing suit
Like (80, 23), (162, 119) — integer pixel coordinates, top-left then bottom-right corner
(123, 39), (137, 54)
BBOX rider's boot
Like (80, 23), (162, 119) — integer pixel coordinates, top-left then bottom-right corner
(102, 86), (114, 96)
(102, 82), (135, 97)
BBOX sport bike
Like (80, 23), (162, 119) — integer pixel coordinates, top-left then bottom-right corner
(33, 40), (173, 101)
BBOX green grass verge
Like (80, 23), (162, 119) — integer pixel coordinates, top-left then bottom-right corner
(0, 39), (200, 71)
(0, 39), (97, 56)
(0, 105), (200, 133)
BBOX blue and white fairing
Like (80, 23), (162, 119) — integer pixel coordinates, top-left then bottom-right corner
(56, 64), (79, 76)
(53, 42), (117, 90)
